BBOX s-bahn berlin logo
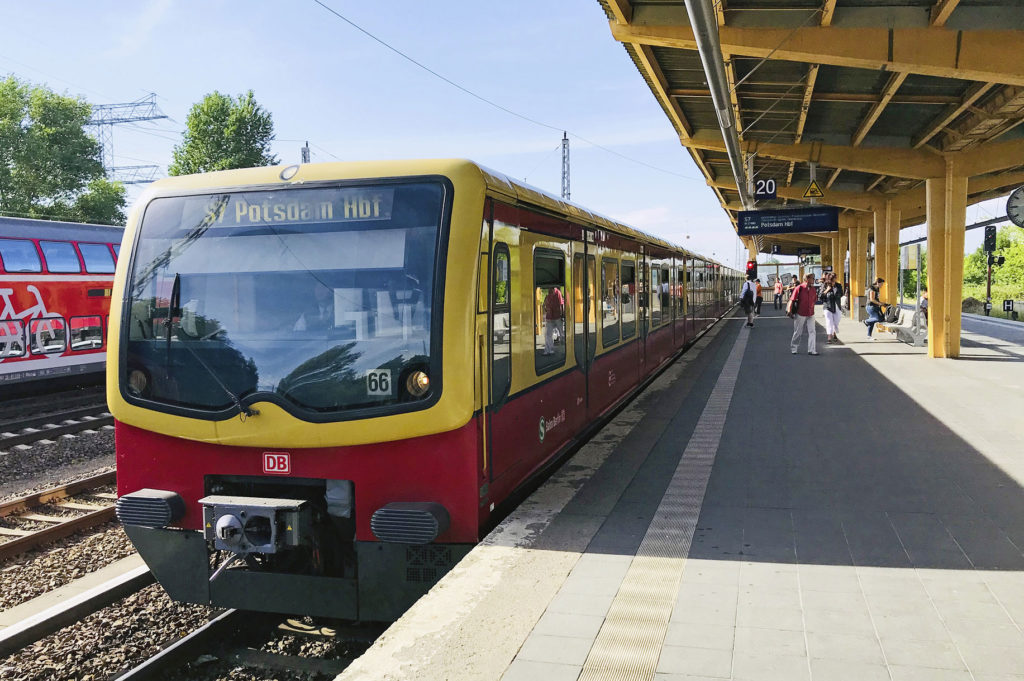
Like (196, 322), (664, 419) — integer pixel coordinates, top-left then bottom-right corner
(538, 409), (567, 443)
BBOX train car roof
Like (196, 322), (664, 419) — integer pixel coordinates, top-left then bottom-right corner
(142, 159), (735, 272)
(0, 215), (124, 242)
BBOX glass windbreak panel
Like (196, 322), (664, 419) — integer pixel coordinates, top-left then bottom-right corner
(80, 243), (116, 273)
(29, 317), (66, 354)
(0, 319), (25, 357)
(491, 243), (511, 402)
(601, 258), (619, 347)
(40, 241), (81, 273)
(0, 239), (41, 273)
(70, 315), (104, 350)
(650, 267), (661, 326)
(621, 261), (636, 339)
(123, 183), (446, 416)
(536, 250), (566, 374)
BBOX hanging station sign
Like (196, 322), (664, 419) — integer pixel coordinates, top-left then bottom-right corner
(737, 206), (839, 236)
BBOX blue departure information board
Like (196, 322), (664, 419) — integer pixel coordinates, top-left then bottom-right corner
(737, 206), (839, 236)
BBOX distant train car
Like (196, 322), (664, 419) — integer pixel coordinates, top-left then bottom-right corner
(112, 160), (740, 621)
(0, 217), (123, 392)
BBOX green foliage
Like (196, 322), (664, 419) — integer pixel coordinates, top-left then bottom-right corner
(169, 90), (277, 175)
(962, 225), (1024, 298)
(902, 247), (926, 295)
(0, 76), (125, 224)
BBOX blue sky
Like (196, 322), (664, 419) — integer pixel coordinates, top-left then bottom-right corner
(0, 0), (1001, 263)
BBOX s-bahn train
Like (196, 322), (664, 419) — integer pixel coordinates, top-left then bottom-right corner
(0, 217), (123, 392)
(112, 160), (741, 620)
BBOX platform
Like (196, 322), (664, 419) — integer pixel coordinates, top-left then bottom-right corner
(339, 306), (1024, 681)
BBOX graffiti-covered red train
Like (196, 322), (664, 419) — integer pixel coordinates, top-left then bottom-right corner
(0, 217), (123, 392)
(112, 160), (740, 620)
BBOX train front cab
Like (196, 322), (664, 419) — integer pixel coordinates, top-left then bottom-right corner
(112, 162), (489, 621)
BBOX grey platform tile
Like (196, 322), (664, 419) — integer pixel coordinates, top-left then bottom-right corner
(802, 606), (876, 635)
(799, 589), (869, 612)
(872, 613), (953, 642)
(880, 638), (967, 670)
(656, 645), (732, 678)
(731, 653), (810, 681)
(863, 594), (936, 617)
(735, 604), (804, 631)
(805, 631), (885, 664)
(797, 565), (862, 593)
(676, 582), (739, 603)
(932, 596), (1016, 624)
(670, 602), (738, 627)
(737, 586), (802, 610)
(733, 626), (806, 657)
(807, 659), (890, 681)
(560, 573), (628, 597)
(972, 676), (1024, 681)
(680, 558), (742, 584)
(501, 659), (582, 681)
(920, 577), (1002, 602)
(663, 621), (735, 650)
(567, 554), (632, 581)
(532, 611), (606, 640)
(546, 590), (615, 617)
(887, 666), (974, 681)
(944, 617), (1024, 648)
(517, 634), (595, 666)
(655, 675), (730, 681)
(857, 572), (931, 600)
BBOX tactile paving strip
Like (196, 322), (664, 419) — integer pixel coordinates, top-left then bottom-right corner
(577, 327), (749, 681)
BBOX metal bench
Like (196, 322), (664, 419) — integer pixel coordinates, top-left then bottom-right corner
(877, 306), (927, 347)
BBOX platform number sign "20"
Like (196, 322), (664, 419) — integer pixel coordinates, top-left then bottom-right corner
(366, 369), (392, 396)
(753, 178), (777, 200)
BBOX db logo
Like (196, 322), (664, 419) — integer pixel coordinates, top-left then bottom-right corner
(263, 452), (291, 475)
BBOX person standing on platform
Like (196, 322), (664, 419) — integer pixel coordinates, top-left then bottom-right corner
(788, 272), (818, 355)
(773, 277), (784, 309)
(740, 275), (756, 327)
(754, 279), (763, 316)
(820, 272), (844, 344)
(864, 277), (885, 340)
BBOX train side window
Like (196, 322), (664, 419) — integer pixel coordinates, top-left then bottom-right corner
(621, 261), (636, 339)
(650, 267), (662, 326)
(112, 244), (120, 258)
(660, 267), (670, 323)
(0, 239), (42, 273)
(70, 315), (104, 351)
(0, 319), (26, 358)
(79, 243), (116, 273)
(601, 258), (619, 347)
(29, 317), (67, 355)
(534, 249), (566, 374)
(492, 243), (511, 402)
(40, 241), (82, 273)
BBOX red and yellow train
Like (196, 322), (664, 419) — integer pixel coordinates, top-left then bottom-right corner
(0, 217), (122, 392)
(112, 160), (740, 620)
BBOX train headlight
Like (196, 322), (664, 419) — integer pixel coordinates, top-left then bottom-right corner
(406, 370), (430, 397)
(128, 369), (148, 396)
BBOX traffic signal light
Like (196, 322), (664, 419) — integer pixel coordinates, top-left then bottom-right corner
(746, 260), (757, 278)
(985, 225), (997, 252)
(989, 253), (1006, 266)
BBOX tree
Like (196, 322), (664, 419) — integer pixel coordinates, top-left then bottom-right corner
(962, 225), (1024, 294)
(169, 90), (277, 175)
(0, 76), (125, 224)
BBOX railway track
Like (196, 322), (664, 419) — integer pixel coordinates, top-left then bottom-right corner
(0, 471), (117, 561)
(0, 404), (113, 451)
(0, 386), (105, 422)
(113, 609), (379, 680)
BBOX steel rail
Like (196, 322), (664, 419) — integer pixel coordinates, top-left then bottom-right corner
(0, 414), (114, 450)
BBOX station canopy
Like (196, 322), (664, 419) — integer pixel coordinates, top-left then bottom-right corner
(597, 0), (1024, 256)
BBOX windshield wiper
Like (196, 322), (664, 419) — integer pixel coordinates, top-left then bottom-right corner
(180, 341), (260, 419)
(164, 272), (181, 364)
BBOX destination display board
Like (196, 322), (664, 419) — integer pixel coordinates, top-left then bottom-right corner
(737, 206), (839, 236)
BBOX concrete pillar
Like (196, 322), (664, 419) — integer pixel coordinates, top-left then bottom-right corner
(850, 223), (868, 320)
(926, 165), (968, 358)
(831, 232), (844, 286)
(837, 226), (849, 291)
(873, 210), (888, 302)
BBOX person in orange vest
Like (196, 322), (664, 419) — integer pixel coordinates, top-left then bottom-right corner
(754, 279), (763, 316)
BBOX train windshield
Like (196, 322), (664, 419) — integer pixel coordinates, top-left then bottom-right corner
(122, 181), (446, 419)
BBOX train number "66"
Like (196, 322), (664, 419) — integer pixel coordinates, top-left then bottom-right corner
(366, 370), (392, 396)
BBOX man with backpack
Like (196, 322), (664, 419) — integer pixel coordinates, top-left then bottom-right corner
(788, 272), (819, 355)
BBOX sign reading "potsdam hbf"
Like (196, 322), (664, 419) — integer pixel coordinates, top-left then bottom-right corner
(737, 206), (839, 236)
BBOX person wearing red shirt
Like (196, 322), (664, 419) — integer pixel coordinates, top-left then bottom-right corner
(543, 286), (565, 355)
(788, 273), (819, 355)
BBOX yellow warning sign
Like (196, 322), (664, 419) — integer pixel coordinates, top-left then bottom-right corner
(803, 180), (825, 199)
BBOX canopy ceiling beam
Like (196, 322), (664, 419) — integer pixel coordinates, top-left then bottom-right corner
(609, 23), (1024, 86)
(930, 0), (961, 27)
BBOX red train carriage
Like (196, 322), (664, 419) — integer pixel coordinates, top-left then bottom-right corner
(0, 217), (123, 392)
(112, 160), (739, 621)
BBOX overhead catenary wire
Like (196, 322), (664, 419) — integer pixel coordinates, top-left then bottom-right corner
(310, 0), (701, 183)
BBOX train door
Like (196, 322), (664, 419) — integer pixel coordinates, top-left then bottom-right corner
(638, 251), (648, 371)
(571, 242), (597, 403)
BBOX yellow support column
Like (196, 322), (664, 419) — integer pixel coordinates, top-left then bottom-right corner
(850, 223), (868, 319)
(874, 210), (889, 301)
(831, 232), (845, 287)
(884, 202), (901, 304)
(926, 165), (968, 358)
(837, 225), (849, 290)
(746, 238), (758, 262)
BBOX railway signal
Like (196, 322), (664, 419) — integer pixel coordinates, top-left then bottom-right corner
(746, 260), (757, 278)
